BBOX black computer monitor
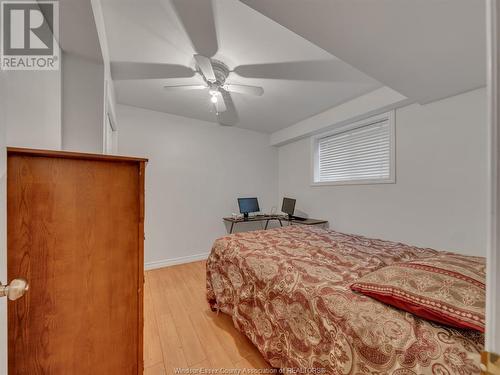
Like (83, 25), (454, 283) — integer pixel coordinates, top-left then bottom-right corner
(238, 197), (260, 219)
(282, 197), (296, 219)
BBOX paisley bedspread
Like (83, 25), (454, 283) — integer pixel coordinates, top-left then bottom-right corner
(206, 225), (484, 374)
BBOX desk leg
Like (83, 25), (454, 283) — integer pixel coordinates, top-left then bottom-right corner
(230, 222), (235, 234)
(265, 220), (270, 230)
(278, 219), (283, 227)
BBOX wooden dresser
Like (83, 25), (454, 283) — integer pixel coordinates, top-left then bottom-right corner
(7, 148), (147, 374)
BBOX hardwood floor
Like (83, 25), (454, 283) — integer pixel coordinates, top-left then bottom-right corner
(144, 260), (272, 375)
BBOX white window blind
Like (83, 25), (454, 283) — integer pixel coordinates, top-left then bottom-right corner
(314, 115), (394, 184)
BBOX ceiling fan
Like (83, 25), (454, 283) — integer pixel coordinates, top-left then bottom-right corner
(162, 54), (264, 118)
(110, 0), (372, 126)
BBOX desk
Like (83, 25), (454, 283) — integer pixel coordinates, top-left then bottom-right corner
(223, 215), (328, 234)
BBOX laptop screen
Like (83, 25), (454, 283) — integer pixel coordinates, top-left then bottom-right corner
(238, 197), (260, 214)
(281, 197), (296, 216)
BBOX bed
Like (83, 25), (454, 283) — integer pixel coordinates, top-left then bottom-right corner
(206, 225), (484, 374)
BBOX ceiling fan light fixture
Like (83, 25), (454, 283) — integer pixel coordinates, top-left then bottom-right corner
(210, 95), (218, 104)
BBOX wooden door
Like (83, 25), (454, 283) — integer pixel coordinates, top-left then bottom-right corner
(7, 148), (146, 374)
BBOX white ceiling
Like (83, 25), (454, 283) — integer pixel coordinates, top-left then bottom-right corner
(100, 0), (382, 133)
(40, 0), (103, 62)
(241, 0), (486, 104)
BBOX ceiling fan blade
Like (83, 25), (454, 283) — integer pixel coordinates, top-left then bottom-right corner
(233, 60), (374, 82)
(111, 62), (195, 80)
(171, 0), (218, 57)
(164, 84), (207, 91)
(194, 54), (216, 82)
(223, 84), (264, 96)
(214, 91), (227, 113)
(216, 90), (238, 126)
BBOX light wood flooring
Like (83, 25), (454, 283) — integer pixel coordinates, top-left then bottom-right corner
(144, 260), (272, 375)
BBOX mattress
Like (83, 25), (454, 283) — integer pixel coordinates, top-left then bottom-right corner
(206, 225), (484, 374)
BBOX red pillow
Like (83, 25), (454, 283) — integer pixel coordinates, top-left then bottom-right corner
(350, 253), (485, 332)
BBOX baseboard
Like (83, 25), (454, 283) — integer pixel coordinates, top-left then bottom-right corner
(144, 252), (210, 270)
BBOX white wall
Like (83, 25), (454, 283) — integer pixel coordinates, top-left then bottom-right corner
(62, 52), (105, 153)
(5, 70), (62, 149)
(3, 52), (106, 154)
(116, 105), (278, 267)
(279, 88), (488, 255)
(270, 87), (410, 146)
(2, 1), (109, 154)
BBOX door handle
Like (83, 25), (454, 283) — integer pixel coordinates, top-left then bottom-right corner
(0, 278), (29, 301)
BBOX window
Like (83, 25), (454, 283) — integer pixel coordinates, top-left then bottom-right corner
(312, 112), (395, 185)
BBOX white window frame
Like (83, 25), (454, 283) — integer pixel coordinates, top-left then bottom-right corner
(311, 111), (396, 186)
